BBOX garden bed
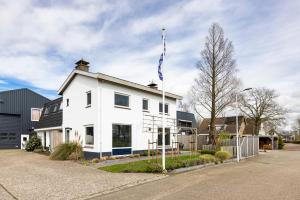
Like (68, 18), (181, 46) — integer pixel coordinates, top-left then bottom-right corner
(99, 154), (220, 173)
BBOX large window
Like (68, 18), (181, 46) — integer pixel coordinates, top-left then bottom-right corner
(158, 128), (170, 146)
(159, 103), (169, 114)
(85, 126), (94, 145)
(115, 93), (129, 108)
(86, 91), (91, 107)
(112, 124), (131, 147)
(31, 108), (41, 121)
(143, 99), (148, 111)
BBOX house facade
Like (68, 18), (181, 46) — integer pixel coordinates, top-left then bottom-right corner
(0, 88), (49, 149)
(35, 98), (63, 151)
(58, 60), (182, 158)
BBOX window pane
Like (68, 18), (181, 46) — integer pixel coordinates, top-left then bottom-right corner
(165, 104), (169, 114)
(159, 103), (168, 113)
(115, 94), (129, 107)
(85, 127), (94, 145)
(87, 92), (91, 105)
(31, 108), (41, 121)
(112, 124), (131, 147)
(158, 128), (170, 145)
(143, 99), (148, 110)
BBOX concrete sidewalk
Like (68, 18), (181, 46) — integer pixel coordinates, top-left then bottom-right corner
(92, 145), (300, 200)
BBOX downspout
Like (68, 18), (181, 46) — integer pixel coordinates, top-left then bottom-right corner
(97, 79), (102, 158)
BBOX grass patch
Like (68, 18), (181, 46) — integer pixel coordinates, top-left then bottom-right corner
(99, 154), (215, 173)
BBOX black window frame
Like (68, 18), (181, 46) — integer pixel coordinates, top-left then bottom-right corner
(85, 126), (94, 145)
(114, 93), (130, 108)
(86, 91), (91, 107)
(142, 98), (149, 111)
(112, 124), (132, 148)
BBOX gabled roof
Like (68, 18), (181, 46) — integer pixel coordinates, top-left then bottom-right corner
(199, 116), (245, 134)
(35, 97), (62, 130)
(58, 70), (182, 100)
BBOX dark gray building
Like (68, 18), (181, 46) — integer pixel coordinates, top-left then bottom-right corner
(177, 111), (197, 128)
(0, 88), (49, 149)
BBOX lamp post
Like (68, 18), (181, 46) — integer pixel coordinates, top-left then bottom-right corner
(236, 88), (252, 162)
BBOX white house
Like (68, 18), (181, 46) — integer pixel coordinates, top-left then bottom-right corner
(57, 60), (182, 158)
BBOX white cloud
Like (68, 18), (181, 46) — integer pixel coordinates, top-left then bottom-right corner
(0, 0), (299, 129)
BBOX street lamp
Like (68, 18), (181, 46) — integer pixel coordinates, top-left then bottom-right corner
(236, 88), (252, 162)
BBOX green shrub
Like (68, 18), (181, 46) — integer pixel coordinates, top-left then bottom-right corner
(215, 151), (232, 162)
(278, 136), (284, 149)
(199, 154), (216, 163)
(199, 150), (216, 155)
(140, 150), (161, 156)
(25, 134), (42, 152)
(50, 142), (83, 160)
(145, 163), (163, 173)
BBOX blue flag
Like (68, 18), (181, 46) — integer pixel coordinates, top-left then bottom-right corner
(158, 53), (163, 81)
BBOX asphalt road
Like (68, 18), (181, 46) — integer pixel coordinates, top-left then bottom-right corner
(92, 144), (300, 200)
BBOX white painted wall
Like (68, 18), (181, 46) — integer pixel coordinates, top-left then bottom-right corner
(62, 75), (99, 153)
(37, 130), (52, 149)
(62, 74), (178, 155)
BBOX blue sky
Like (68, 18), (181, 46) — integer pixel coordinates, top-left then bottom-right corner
(0, 0), (299, 128)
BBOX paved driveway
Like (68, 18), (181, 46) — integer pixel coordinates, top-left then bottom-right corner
(0, 150), (162, 200)
(94, 144), (300, 200)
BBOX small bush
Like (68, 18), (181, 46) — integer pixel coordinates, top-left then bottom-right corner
(199, 154), (216, 163)
(50, 142), (83, 160)
(145, 163), (163, 173)
(25, 134), (42, 152)
(215, 151), (232, 162)
(140, 150), (161, 156)
(278, 136), (284, 149)
(199, 150), (216, 155)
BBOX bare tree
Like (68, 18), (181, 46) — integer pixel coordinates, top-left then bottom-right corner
(190, 23), (239, 144)
(240, 88), (286, 135)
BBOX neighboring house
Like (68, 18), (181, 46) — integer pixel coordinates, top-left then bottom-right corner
(35, 98), (63, 151)
(57, 59), (182, 158)
(177, 111), (197, 135)
(199, 116), (247, 136)
(199, 116), (278, 149)
(0, 88), (49, 149)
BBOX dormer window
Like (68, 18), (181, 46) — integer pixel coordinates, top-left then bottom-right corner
(44, 107), (49, 115)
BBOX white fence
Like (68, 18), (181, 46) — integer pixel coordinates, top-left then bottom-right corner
(185, 135), (259, 159)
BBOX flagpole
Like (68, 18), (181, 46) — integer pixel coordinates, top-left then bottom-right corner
(161, 28), (166, 172)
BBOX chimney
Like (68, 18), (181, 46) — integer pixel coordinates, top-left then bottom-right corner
(75, 59), (90, 72)
(147, 81), (158, 89)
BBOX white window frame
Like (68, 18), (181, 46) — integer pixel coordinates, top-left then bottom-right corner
(159, 102), (169, 115)
(31, 108), (41, 121)
(114, 92), (130, 109)
(84, 125), (94, 147)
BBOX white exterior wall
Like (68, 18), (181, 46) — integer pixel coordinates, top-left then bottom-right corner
(37, 131), (51, 148)
(62, 74), (178, 156)
(63, 75), (99, 153)
(100, 81), (177, 153)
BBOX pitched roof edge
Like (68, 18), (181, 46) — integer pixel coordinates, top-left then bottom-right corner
(58, 70), (182, 100)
